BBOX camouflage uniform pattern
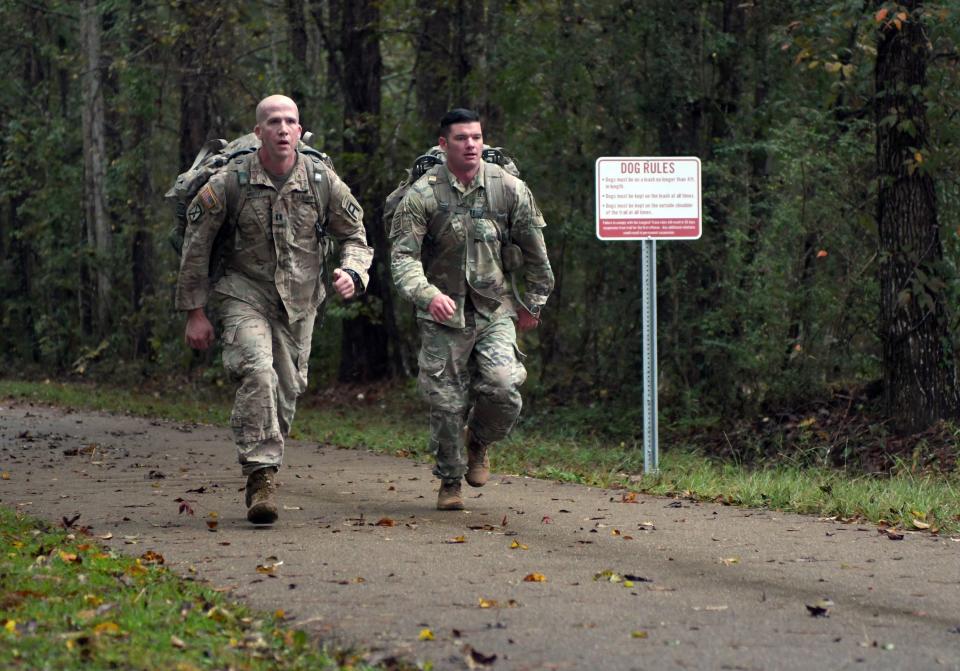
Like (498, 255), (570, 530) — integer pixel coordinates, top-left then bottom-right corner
(176, 151), (373, 474)
(390, 162), (553, 481)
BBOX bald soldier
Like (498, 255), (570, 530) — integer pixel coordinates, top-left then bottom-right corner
(176, 95), (373, 524)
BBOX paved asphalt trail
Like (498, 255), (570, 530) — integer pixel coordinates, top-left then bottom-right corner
(1, 400), (959, 670)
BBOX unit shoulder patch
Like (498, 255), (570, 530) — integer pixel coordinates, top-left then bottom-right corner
(188, 202), (203, 223)
(342, 194), (362, 222)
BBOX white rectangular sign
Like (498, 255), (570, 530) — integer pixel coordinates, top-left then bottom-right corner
(595, 157), (702, 240)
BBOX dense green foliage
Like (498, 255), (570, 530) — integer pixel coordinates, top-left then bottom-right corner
(2, 1), (959, 428)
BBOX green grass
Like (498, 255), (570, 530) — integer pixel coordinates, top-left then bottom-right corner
(2, 378), (959, 534)
(0, 506), (404, 671)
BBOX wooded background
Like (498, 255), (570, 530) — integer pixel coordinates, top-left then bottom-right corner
(2, 0), (958, 435)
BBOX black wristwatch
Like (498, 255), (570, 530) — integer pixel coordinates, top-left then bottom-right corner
(343, 269), (363, 295)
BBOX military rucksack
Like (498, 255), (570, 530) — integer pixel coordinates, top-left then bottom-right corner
(382, 145), (519, 239)
(165, 132), (335, 280)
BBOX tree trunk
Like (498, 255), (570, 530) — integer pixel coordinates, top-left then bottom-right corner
(175, 5), (220, 169)
(875, 0), (958, 432)
(285, 0), (309, 117)
(415, 2), (453, 137)
(80, 0), (112, 333)
(128, 0), (154, 359)
(334, 0), (396, 382)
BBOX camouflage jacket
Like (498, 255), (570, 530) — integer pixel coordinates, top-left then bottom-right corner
(389, 162), (553, 328)
(175, 151), (373, 323)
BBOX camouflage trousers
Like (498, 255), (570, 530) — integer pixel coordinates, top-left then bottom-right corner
(417, 311), (527, 483)
(216, 296), (316, 476)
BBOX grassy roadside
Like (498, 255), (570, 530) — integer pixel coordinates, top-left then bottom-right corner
(2, 378), (959, 535)
(0, 505), (402, 671)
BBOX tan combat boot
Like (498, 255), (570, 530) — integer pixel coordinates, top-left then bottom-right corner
(464, 428), (490, 488)
(245, 467), (279, 524)
(437, 479), (465, 510)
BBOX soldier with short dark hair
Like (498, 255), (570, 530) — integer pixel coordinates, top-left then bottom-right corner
(389, 108), (554, 510)
(176, 94), (373, 524)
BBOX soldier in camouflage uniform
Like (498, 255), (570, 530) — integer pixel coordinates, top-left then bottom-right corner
(390, 108), (554, 510)
(176, 95), (373, 524)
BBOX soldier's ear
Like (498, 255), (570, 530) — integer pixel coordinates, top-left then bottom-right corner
(438, 135), (448, 151)
(254, 124), (263, 140)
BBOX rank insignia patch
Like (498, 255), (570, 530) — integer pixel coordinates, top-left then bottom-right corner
(188, 202), (203, 223)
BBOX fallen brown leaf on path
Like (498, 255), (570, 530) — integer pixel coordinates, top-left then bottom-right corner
(621, 492), (638, 503)
(446, 535), (466, 544)
(594, 569), (623, 583)
(375, 517), (396, 527)
(176, 499), (195, 516)
(140, 550), (165, 565)
(806, 598), (834, 617)
(541, 515), (553, 524)
(510, 540), (528, 550)
(256, 557), (283, 574)
(523, 572), (547, 582)
(631, 630), (649, 639)
(463, 644), (497, 668)
(721, 556), (740, 565)
(418, 628), (434, 641)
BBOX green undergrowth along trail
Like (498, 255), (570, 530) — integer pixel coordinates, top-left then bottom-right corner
(2, 379), (959, 534)
(0, 507), (409, 671)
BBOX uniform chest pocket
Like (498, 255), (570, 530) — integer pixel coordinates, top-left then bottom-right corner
(473, 218), (500, 243)
(236, 194), (273, 248)
(290, 193), (321, 242)
(429, 210), (466, 243)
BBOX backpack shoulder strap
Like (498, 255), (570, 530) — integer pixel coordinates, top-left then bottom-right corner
(301, 151), (331, 241)
(425, 169), (455, 232)
(220, 150), (256, 241)
(482, 163), (518, 214)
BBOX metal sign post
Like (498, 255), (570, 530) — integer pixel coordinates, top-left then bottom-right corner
(641, 239), (658, 474)
(595, 157), (702, 475)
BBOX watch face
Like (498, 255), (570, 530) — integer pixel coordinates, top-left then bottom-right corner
(528, 305), (540, 316)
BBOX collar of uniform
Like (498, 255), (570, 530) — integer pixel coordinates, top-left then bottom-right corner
(249, 151), (309, 193)
(444, 161), (485, 196)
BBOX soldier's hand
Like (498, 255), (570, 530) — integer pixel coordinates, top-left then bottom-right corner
(517, 307), (540, 332)
(185, 309), (215, 351)
(333, 268), (356, 300)
(428, 293), (457, 322)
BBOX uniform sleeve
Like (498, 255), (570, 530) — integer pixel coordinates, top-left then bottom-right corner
(388, 187), (441, 311)
(174, 175), (229, 311)
(510, 183), (554, 309)
(325, 170), (374, 290)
